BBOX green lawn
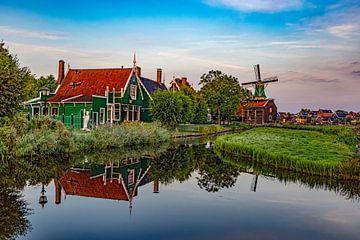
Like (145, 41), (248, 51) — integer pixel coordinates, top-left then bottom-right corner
(215, 127), (358, 176)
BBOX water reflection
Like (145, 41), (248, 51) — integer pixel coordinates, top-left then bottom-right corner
(0, 140), (360, 240)
(58, 156), (154, 214)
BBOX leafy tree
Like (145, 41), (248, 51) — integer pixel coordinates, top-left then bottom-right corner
(0, 42), (32, 118)
(180, 88), (208, 123)
(200, 70), (250, 125)
(25, 75), (57, 100)
(150, 90), (192, 129)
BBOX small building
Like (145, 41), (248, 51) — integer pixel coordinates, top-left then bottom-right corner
(240, 99), (277, 124)
(169, 77), (194, 92)
(24, 58), (166, 128)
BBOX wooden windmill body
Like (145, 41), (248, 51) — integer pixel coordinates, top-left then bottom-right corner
(240, 64), (279, 124)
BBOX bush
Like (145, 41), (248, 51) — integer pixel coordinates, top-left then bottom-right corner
(1, 114), (75, 159)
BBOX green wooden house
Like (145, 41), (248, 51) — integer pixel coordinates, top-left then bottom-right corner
(24, 59), (166, 128)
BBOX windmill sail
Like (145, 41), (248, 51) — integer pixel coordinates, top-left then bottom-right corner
(254, 64), (261, 81)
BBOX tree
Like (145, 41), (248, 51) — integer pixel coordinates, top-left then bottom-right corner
(150, 90), (193, 129)
(180, 88), (208, 124)
(24, 74), (57, 100)
(200, 70), (250, 125)
(0, 42), (32, 118)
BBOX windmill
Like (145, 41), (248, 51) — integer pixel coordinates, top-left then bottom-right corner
(242, 64), (278, 100)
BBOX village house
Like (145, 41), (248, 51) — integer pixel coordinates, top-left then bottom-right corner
(24, 58), (166, 128)
(169, 76), (194, 92)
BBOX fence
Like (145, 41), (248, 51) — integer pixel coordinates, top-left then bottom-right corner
(28, 113), (85, 129)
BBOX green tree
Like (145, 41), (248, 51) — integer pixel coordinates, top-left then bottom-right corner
(0, 42), (32, 118)
(150, 90), (193, 129)
(200, 70), (250, 125)
(181, 88), (208, 124)
(25, 75), (57, 100)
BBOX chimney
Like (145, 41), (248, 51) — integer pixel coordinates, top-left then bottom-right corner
(135, 66), (141, 77)
(153, 179), (159, 193)
(156, 68), (162, 84)
(181, 77), (187, 85)
(54, 178), (62, 204)
(57, 60), (65, 85)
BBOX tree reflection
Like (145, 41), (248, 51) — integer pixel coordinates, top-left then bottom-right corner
(0, 187), (31, 240)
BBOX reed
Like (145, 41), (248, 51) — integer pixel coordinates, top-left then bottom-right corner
(214, 127), (358, 178)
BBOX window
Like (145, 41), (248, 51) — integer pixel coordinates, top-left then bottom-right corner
(114, 103), (120, 120)
(128, 169), (135, 185)
(42, 107), (49, 116)
(130, 85), (137, 100)
(92, 112), (98, 126)
(100, 108), (105, 124)
(51, 107), (59, 116)
(269, 107), (273, 113)
(33, 106), (40, 116)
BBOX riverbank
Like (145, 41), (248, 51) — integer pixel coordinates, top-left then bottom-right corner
(214, 126), (360, 179)
(0, 116), (171, 160)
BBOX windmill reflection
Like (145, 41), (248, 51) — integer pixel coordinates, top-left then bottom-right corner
(54, 157), (156, 212)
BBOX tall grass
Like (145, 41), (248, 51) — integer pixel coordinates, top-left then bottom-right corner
(0, 114), (171, 160)
(214, 127), (358, 178)
(72, 121), (171, 152)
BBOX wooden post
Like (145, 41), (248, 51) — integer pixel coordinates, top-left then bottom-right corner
(254, 110), (257, 125)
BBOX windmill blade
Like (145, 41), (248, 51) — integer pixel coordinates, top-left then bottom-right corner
(262, 76), (278, 83)
(242, 81), (258, 86)
(254, 64), (261, 81)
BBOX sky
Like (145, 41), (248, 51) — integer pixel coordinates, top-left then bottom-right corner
(0, 0), (359, 112)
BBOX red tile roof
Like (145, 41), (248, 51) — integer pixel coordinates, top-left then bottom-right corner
(246, 100), (268, 107)
(48, 68), (132, 102)
(60, 170), (132, 201)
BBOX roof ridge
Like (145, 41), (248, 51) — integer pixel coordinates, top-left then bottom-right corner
(69, 67), (133, 71)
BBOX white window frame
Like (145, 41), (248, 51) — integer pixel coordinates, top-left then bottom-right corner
(51, 107), (59, 116)
(128, 169), (135, 185)
(100, 108), (105, 124)
(32, 106), (40, 116)
(114, 103), (121, 121)
(130, 85), (137, 100)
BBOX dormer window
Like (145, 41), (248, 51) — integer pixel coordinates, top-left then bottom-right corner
(130, 85), (137, 100)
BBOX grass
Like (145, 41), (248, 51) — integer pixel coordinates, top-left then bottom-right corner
(214, 127), (359, 178)
(0, 115), (171, 160)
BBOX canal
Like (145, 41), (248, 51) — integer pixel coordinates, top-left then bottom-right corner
(1, 138), (360, 240)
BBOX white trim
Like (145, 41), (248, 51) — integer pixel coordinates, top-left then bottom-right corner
(32, 106), (40, 116)
(100, 108), (105, 124)
(61, 94), (83, 102)
(93, 95), (107, 99)
(23, 97), (41, 105)
(138, 78), (153, 101)
(123, 69), (134, 96)
(114, 103), (121, 121)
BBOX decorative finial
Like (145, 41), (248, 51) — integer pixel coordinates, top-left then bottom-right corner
(133, 52), (136, 67)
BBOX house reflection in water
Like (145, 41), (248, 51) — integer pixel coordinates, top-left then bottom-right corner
(54, 157), (158, 212)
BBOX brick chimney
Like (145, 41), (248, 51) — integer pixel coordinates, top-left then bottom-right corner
(156, 68), (162, 84)
(135, 66), (141, 77)
(57, 59), (65, 85)
(153, 179), (159, 193)
(54, 178), (62, 204)
(181, 77), (187, 86)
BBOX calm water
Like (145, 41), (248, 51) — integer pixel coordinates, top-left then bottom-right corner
(1, 140), (360, 240)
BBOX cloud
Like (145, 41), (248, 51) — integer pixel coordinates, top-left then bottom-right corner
(280, 71), (340, 84)
(326, 24), (359, 38)
(0, 25), (68, 40)
(204, 0), (304, 13)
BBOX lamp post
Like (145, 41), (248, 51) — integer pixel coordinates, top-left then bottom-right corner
(40, 87), (50, 116)
(39, 184), (48, 208)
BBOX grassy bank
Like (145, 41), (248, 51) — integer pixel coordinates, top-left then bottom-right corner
(214, 127), (359, 178)
(0, 116), (171, 160)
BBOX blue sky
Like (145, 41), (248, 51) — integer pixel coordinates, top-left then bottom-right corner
(0, 0), (359, 111)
